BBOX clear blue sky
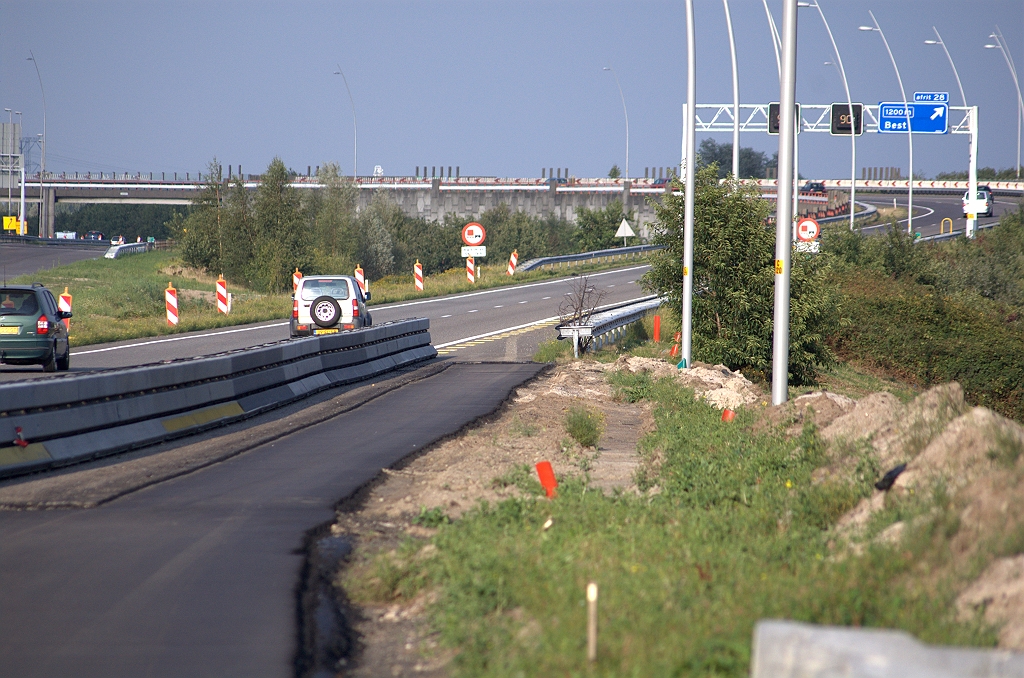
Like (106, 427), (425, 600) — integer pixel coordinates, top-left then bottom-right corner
(2, 1), (1022, 179)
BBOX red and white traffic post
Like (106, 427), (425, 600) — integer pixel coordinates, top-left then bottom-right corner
(216, 274), (228, 314)
(354, 264), (366, 294)
(466, 257), (475, 283)
(506, 249), (518, 276)
(292, 268), (302, 294)
(414, 260), (424, 291)
(165, 282), (179, 326)
(58, 286), (72, 329)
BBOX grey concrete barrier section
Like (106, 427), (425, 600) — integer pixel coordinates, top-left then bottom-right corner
(752, 620), (1024, 678)
(0, 319), (435, 477)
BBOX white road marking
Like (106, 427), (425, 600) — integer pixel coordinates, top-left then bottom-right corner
(72, 321), (290, 356)
(434, 315), (560, 348)
(518, 300), (528, 304)
(468, 309), (478, 313)
(441, 314), (452, 318)
(542, 296), (551, 300)
(494, 305), (503, 308)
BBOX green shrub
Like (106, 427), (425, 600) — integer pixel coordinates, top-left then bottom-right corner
(564, 405), (604, 448)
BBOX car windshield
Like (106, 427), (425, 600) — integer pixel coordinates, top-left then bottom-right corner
(0, 291), (39, 316)
(300, 279), (350, 301)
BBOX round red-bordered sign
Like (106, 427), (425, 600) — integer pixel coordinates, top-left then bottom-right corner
(796, 217), (820, 242)
(461, 222), (486, 246)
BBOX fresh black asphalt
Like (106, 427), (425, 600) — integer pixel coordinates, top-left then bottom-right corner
(0, 361), (546, 677)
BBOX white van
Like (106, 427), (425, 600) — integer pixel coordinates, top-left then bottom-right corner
(290, 275), (372, 337)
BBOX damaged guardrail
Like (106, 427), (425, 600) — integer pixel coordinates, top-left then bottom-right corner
(557, 295), (664, 358)
(0, 318), (436, 478)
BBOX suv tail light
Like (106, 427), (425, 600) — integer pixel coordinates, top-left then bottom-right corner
(351, 299), (359, 318)
(292, 298), (299, 319)
(37, 318), (50, 334)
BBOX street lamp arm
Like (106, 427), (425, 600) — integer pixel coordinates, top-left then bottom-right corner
(603, 67), (629, 179)
(928, 28), (967, 107)
(334, 65), (358, 179)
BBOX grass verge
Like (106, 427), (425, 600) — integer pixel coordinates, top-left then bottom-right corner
(343, 360), (1000, 676)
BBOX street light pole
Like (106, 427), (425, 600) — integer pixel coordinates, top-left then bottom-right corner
(681, 0), (696, 369)
(334, 66), (358, 180)
(772, 0), (799, 406)
(27, 51), (47, 237)
(723, 0), (740, 178)
(603, 67), (629, 179)
(803, 0), (857, 231)
(925, 28), (966, 107)
(5, 109), (11, 218)
(860, 13), (913, 234)
(985, 28), (1023, 179)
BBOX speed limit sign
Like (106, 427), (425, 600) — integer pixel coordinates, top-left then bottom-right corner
(461, 222), (486, 246)
(796, 217), (820, 242)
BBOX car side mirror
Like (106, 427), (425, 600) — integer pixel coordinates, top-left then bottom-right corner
(60, 311), (73, 320)
(363, 291), (371, 301)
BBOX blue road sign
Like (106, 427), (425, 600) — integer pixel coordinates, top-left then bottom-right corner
(878, 102), (949, 134)
(914, 92), (949, 103)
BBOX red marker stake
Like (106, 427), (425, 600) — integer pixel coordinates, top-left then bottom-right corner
(535, 461), (557, 498)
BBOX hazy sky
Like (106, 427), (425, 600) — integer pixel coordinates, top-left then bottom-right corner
(2, 1), (1022, 180)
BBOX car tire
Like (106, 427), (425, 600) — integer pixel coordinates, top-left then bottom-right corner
(310, 296), (341, 328)
(57, 343), (70, 371)
(42, 343), (57, 372)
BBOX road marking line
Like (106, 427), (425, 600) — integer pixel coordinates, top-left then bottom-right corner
(72, 322), (290, 356)
(518, 300), (528, 304)
(435, 315), (561, 349)
(467, 309), (478, 313)
(441, 314), (452, 318)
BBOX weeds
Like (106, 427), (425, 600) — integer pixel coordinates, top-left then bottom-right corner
(412, 506), (451, 528)
(564, 405), (604, 448)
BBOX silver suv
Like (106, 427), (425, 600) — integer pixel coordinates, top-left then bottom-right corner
(290, 275), (372, 337)
(962, 187), (994, 218)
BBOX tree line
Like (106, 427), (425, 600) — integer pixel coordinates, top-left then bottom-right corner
(170, 158), (636, 293)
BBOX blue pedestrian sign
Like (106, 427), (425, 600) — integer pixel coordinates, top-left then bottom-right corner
(878, 102), (949, 134)
(914, 92), (949, 103)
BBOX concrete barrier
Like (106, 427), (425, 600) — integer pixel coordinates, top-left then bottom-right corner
(0, 318), (436, 478)
(752, 620), (1024, 678)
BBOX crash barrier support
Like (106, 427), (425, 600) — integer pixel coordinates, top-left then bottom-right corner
(941, 217), (953, 234)
(751, 620), (1024, 678)
(165, 282), (178, 326)
(518, 244), (664, 272)
(216, 275), (228, 314)
(0, 318), (437, 479)
(557, 296), (663, 358)
(58, 287), (72, 329)
(414, 260), (424, 291)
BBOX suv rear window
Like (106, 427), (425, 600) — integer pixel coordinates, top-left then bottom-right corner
(0, 291), (39, 316)
(300, 279), (351, 301)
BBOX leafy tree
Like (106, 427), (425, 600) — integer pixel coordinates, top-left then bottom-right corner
(642, 164), (844, 384)
(608, 165), (621, 179)
(358, 192), (399, 279)
(935, 166), (1023, 181)
(220, 175), (255, 285)
(306, 162), (359, 273)
(173, 159), (224, 272)
(54, 204), (180, 242)
(696, 138), (776, 179)
(247, 157), (312, 291)
(572, 200), (631, 252)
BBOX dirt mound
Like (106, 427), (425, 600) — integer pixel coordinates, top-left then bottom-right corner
(608, 356), (763, 410)
(957, 555), (1024, 650)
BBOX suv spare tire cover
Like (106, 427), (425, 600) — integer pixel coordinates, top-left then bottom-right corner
(310, 296), (341, 327)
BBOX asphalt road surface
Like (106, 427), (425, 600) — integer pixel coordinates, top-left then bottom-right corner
(0, 264), (651, 381)
(857, 191), (1016, 237)
(0, 242), (107, 279)
(0, 361), (546, 678)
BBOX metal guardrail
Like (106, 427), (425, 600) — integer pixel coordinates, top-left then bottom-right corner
(518, 244), (663, 272)
(0, 318), (436, 478)
(104, 242), (152, 259)
(0, 234), (110, 248)
(557, 295), (664, 357)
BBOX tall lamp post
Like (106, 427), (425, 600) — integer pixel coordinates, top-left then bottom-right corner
(860, 13), (913, 234)
(5, 109), (11, 218)
(334, 65), (358, 180)
(723, 0), (740, 178)
(985, 28), (1022, 179)
(27, 51), (47, 237)
(603, 67), (629, 179)
(802, 0), (857, 231)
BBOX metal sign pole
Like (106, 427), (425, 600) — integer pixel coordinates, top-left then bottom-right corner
(681, 0), (696, 369)
(772, 0), (798, 405)
(967, 105), (978, 238)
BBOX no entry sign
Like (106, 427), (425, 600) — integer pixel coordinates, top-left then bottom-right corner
(461, 222), (486, 246)
(796, 217), (820, 242)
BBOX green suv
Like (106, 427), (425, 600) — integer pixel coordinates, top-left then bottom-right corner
(0, 284), (72, 372)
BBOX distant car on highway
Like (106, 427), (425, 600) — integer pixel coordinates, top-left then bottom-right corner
(962, 186), (994, 218)
(290, 275), (372, 337)
(83, 231), (105, 241)
(801, 181), (826, 193)
(0, 284), (72, 372)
